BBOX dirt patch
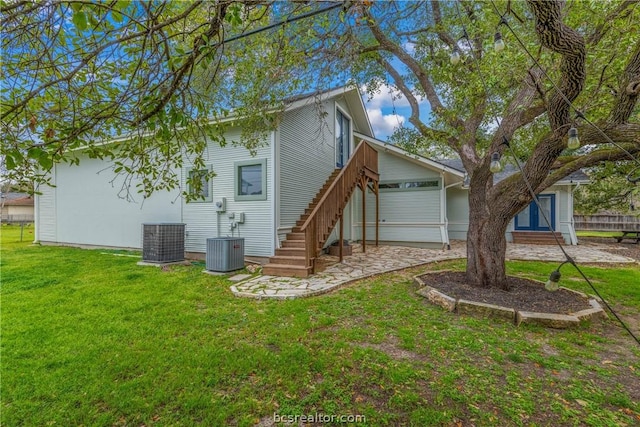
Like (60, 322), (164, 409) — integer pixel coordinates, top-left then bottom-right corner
(418, 271), (592, 314)
(353, 335), (426, 362)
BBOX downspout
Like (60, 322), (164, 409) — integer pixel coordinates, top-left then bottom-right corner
(271, 129), (280, 251)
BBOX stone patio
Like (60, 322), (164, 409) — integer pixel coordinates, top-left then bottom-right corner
(230, 241), (636, 299)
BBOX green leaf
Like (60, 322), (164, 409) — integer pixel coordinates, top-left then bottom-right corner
(38, 155), (53, 170)
(27, 147), (46, 160)
(72, 12), (87, 31)
(5, 154), (16, 170)
(88, 13), (98, 28)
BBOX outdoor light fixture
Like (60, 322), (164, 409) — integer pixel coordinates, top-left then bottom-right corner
(494, 32), (505, 52)
(462, 173), (470, 189)
(545, 259), (573, 292)
(450, 47), (461, 65)
(489, 152), (503, 173)
(567, 127), (580, 149)
(545, 270), (562, 291)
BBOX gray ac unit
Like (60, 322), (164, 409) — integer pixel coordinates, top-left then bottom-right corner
(206, 237), (244, 272)
(142, 223), (185, 263)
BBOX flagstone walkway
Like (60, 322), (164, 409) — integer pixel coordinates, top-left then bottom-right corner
(230, 242), (636, 300)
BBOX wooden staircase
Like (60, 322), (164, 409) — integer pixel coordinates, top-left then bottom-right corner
(511, 231), (564, 245)
(263, 141), (379, 277)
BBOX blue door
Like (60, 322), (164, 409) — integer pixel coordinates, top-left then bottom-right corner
(515, 194), (556, 231)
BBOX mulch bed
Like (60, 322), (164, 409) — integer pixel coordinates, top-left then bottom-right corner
(418, 271), (592, 314)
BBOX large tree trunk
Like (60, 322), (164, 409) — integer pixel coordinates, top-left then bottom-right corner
(465, 187), (512, 290)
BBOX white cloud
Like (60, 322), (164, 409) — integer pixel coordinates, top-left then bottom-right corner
(361, 82), (424, 110)
(403, 42), (416, 55)
(366, 108), (405, 139)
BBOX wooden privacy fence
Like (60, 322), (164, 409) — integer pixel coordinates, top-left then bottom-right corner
(573, 214), (640, 231)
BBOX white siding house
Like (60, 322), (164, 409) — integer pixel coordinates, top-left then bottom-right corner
(35, 86), (374, 259)
(35, 85), (587, 263)
(180, 126), (274, 258)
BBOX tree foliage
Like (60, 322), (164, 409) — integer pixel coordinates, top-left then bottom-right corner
(1, 0), (347, 198)
(346, 0), (640, 287)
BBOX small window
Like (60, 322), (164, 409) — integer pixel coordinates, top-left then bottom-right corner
(379, 178), (441, 192)
(186, 168), (213, 202)
(379, 182), (401, 189)
(404, 180), (439, 189)
(235, 159), (267, 201)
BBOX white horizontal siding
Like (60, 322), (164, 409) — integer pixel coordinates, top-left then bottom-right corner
(446, 187), (469, 240)
(35, 167), (57, 242)
(356, 224), (443, 243)
(352, 149), (443, 244)
(555, 186), (573, 244)
(378, 151), (440, 181)
(278, 102), (337, 230)
(48, 156), (180, 248)
(182, 127), (273, 257)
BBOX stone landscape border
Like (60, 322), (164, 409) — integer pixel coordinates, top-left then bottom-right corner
(414, 274), (608, 328)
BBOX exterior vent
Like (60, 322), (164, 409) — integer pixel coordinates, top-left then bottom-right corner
(206, 237), (245, 272)
(142, 223), (185, 263)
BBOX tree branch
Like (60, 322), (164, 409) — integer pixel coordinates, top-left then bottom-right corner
(527, 0), (586, 131)
(492, 67), (546, 146)
(375, 55), (457, 148)
(586, 0), (638, 46)
(541, 144), (640, 189)
(610, 39), (640, 124)
(430, 0), (457, 47)
(362, 7), (465, 133)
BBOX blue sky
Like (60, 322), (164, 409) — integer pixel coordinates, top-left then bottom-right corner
(360, 82), (433, 141)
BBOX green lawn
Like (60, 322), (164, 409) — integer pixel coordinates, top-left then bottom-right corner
(576, 230), (623, 238)
(2, 225), (639, 426)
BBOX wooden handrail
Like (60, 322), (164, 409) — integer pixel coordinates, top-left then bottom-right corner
(299, 140), (378, 270)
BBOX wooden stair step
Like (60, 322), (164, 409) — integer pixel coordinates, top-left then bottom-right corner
(268, 255), (308, 266)
(275, 247), (305, 257)
(262, 264), (312, 278)
(281, 240), (305, 248)
(286, 232), (305, 241)
(512, 231), (563, 245)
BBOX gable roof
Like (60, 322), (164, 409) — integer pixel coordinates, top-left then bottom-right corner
(438, 159), (590, 185)
(284, 86), (374, 137)
(351, 135), (590, 187)
(77, 85), (373, 151)
(353, 132), (466, 186)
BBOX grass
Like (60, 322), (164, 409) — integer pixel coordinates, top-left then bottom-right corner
(576, 230), (624, 238)
(2, 225), (639, 426)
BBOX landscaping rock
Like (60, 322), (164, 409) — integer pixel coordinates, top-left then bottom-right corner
(516, 311), (580, 328)
(456, 299), (515, 321)
(426, 289), (457, 312)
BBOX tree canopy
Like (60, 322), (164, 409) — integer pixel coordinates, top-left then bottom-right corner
(1, 0), (349, 197)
